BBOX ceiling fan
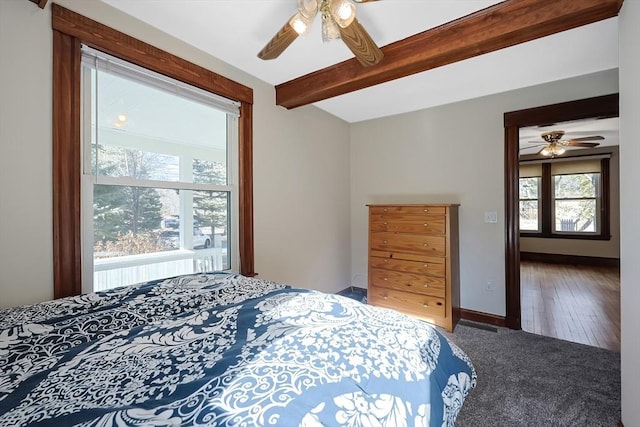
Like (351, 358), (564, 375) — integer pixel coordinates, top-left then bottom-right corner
(257, 0), (384, 67)
(524, 130), (604, 157)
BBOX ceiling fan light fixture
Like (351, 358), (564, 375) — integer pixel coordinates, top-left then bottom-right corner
(321, 13), (341, 41)
(297, 0), (319, 19)
(553, 145), (566, 155)
(289, 12), (313, 36)
(329, 0), (356, 28)
(258, 0), (381, 66)
(540, 143), (566, 157)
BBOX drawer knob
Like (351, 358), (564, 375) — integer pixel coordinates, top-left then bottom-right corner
(383, 240), (388, 244)
(423, 303), (429, 307)
(423, 243), (429, 247)
(384, 222), (388, 225)
(383, 296), (388, 300)
(423, 209), (429, 213)
(423, 264), (428, 267)
(383, 277), (388, 281)
(424, 223), (428, 227)
(423, 284), (429, 288)
(383, 208), (388, 212)
(384, 259), (388, 263)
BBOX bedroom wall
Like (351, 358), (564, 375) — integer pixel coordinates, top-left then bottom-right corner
(619, 1), (640, 425)
(0, 0), (351, 309)
(350, 69), (619, 316)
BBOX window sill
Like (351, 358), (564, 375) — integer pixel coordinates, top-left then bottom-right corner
(520, 232), (611, 241)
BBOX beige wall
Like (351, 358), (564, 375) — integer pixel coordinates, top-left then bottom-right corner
(350, 69), (619, 317)
(0, 0), (352, 309)
(619, 1), (640, 425)
(520, 146), (620, 258)
(0, 0), (54, 308)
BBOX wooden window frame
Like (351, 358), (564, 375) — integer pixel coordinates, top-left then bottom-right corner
(519, 158), (611, 240)
(52, 4), (255, 299)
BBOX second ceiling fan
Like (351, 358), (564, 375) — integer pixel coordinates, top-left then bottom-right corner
(258, 0), (383, 67)
(526, 130), (603, 157)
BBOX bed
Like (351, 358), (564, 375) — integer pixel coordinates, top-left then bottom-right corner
(0, 273), (475, 426)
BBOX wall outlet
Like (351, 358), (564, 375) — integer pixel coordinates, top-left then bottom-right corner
(484, 211), (498, 224)
(485, 281), (495, 291)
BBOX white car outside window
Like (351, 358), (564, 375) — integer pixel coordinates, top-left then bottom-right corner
(159, 228), (211, 249)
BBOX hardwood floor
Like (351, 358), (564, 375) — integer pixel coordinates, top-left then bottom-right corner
(520, 260), (620, 351)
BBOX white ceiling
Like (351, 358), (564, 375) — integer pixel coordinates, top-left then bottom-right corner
(99, 0), (619, 124)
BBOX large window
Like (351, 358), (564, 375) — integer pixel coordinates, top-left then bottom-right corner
(519, 157), (610, 239)
(81, 47), (238, 291)
(52, 4), (254, 299)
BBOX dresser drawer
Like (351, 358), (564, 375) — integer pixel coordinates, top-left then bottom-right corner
(370, 215), (446, 234)
(370, 250), (444, 264)
(370, 232), (446, 256)
(370, 256), (445, 278)
(369, 206), (446, 216)
(369, 287), (446, 319)
(370, 268), (445, 297)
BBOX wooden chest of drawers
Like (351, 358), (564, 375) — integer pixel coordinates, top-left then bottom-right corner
(367, 204), (460, 332)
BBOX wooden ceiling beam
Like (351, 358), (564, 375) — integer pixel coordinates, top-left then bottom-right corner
(275, 0), (623, 110)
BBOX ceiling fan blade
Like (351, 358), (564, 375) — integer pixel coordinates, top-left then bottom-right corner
(564, 141), (601, 148)
(568, 136), (605, 142)
(258, 18), (299, 60)
(338, 18), (383, 67)
(520, 144), (545, 150)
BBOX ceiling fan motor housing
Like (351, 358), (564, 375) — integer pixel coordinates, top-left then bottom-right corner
(541, 130), (565, 143)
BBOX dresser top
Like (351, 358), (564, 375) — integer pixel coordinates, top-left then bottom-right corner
(366, 203), (460, 207)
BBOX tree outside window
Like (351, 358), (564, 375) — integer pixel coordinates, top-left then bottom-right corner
(553, 173), (599, 233)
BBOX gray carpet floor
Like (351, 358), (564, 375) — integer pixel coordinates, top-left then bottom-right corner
(442, 321), (621, 427)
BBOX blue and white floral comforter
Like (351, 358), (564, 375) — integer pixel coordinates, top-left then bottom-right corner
(0, 273), (476, 426)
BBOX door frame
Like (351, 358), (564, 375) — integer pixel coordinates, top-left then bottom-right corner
(503, 93), (619, 329)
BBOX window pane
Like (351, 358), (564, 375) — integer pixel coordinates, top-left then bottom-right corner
(193, 190), (230, 271)
(93, 186), (231, 290)
(93, 186), (230, 257)
(193, 159), (227, 185)
(554, 199), (597, 233)
(93, 185), (171, 257)
(94, 144), (180, 181)
(92, 70), (228, 183)
(519, 177), (540, 199)
(554, 173), (599, 199)
(519, 200), (539, 231)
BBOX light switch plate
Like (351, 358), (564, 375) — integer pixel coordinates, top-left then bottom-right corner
(484, 212), (498, 224)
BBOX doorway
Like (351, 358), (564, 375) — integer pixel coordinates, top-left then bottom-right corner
(503, 94), (619, 334)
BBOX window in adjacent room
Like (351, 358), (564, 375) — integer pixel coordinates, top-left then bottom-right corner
(519, 164), (541, 232)
(552, 161), (601, 235)
(519, 156), (610, 240)
(81, 46), (239, 291)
